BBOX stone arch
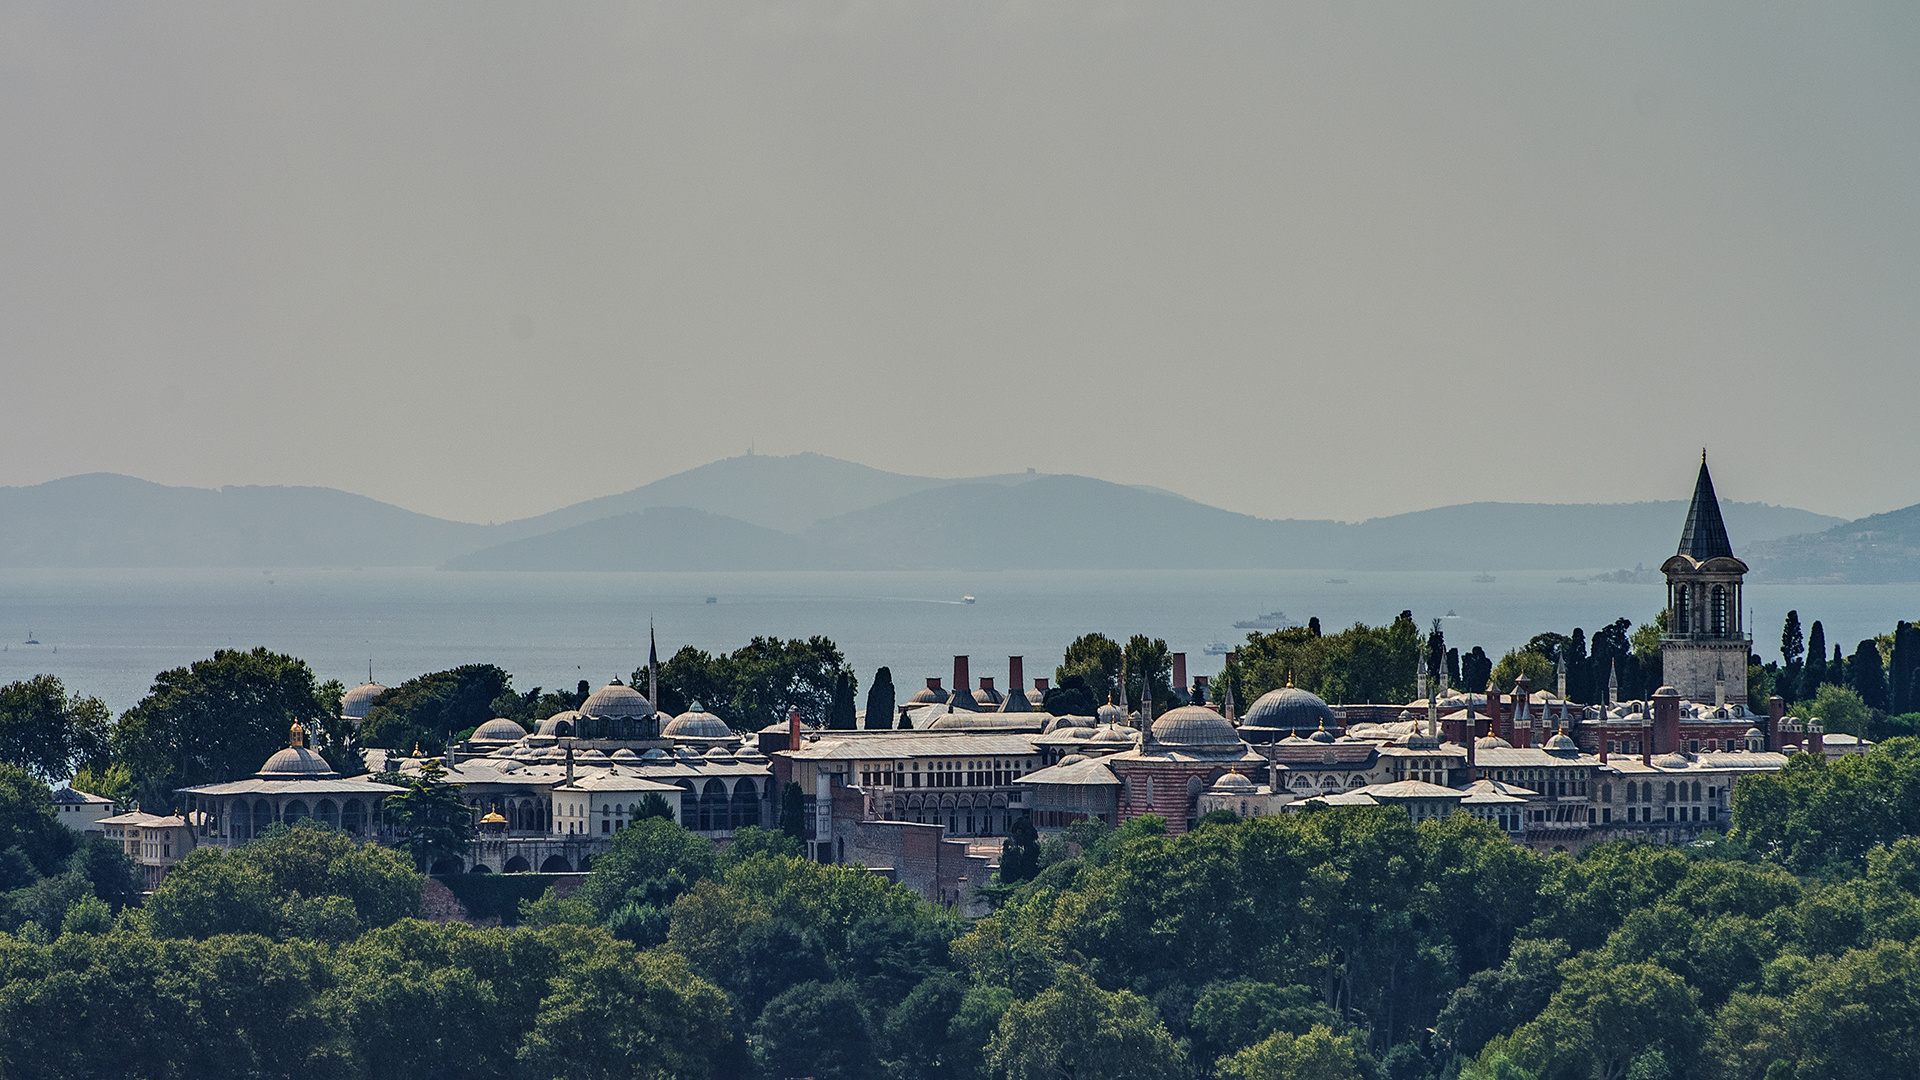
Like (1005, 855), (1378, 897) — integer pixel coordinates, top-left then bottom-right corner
(731, 780), (760, 829)
(341, 799), (365, 835)
(539, 855), (572, 873)
(503, 855), (531, 873)
(284, 799), (310, 823)
(430, 856), (462, 875)
(315, 799), (338, 829)
(1665, 781), (1677, 801)
(469, 864), (491, 874)
(700, 778), (729, 831)
(253, 799), (273, 835)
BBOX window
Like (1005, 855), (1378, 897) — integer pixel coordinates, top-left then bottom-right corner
(1601, 783), (1612, 804)
(1711, 586), (1727, 636)
(1675, 584), (1691, 633)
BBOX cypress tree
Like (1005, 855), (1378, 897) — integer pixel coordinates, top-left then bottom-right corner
(827, 670), (857, 729)
(1850, 640), (1888, 712)
(778, 782), (807, 842)
(1891, 622), (1920, 715)
(1805, 621), (1828, 691)
(999, 814), (1040, 884)
(864, 667), (896, 730)
(1781, 611), (1805, 700)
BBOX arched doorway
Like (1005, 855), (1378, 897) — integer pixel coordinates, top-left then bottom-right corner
(539, 855), (571, 873)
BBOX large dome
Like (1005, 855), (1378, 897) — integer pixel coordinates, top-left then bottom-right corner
(580, 681), (655, 720)
(257, 745), (339, 779)
(536, 710), (584, 737)
(1242, 687), (1337, 731)
(661, 704), (734, 741)
(341, 682), (387, 721)
(1150, 705), (1244, 750)
(471, 717), (529, 744)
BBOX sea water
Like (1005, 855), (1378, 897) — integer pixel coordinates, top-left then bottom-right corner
(1, 567), (1916, 714)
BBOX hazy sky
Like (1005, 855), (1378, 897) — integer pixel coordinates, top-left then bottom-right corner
(3, 3), (1916, 524)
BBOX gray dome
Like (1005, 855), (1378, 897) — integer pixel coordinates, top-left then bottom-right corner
(1058, 753), (1089, 766)
(471, 717), (529, 744)
(1150, 705), (1243, 750)
(581, 681), (655, 720)
(1211, 771), (1254, 791)
(1544, 731), (1580, 752)
(257, 745), (339, 779)
(1243, 687), (1337, 731)
(662, 704), (733, 740)
(1475, 734), (1512, 750)
(536, 710), (583, 736)
(1654, 752), (1690, 769)
(907, 681), (949, 705)
(341, 682), (387, 720)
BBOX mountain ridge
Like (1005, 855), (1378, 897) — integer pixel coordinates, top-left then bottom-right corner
(0, 455), (1865, 572)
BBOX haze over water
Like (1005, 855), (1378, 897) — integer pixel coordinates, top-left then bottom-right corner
(2, 568), (1915, 715)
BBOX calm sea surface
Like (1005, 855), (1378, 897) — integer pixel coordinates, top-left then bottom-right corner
(2, 568), (1917, 714)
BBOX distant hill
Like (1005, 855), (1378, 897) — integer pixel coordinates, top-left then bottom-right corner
(0, 473), (489, 568)
(490, 452), (996, 537)
(0, 456), (1852, 571)
(443, 506), (852, 571)
(1746, 502), (1920, 583)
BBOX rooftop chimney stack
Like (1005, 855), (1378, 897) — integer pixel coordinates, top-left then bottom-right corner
(952, 656), (973, 711)
(1768, 695), (1785, 750)
(1003, 657), (1031, 712)
(1172, 653), (1188, 703)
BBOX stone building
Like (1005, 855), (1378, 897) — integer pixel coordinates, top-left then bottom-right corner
(1661, 454), (1752, 706)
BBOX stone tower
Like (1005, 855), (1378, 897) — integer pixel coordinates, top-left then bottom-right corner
(1660, 453), (1750, 704)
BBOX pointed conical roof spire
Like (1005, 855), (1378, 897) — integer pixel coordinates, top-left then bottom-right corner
(1678, 451), (1735, 560)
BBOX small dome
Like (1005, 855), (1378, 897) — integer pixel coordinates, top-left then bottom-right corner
(1058, 753), (1089, 766)
(257, 745), (339, 779)
(1212, 771), (1254, 791)
(1475, 734), (1512, 750)
(1743, 727), (1764, 739)
(1544, 731), (1579, 752)
(471, 717), (529, 744)
(1308, 722), (1336, 744)
(641, 748), (669, 762)
(580, 681), (656, 720)
(497, 759), (522, 772)
(907, 680), (949, 705)
(1151, 705), (1244, 750)
(1243, 687), (1338, 731)
(734, 746), (768, 764)
(480, 808), (507, 825)
(704, 746), (735, 760)
(1654, 752), (1690, 769)
(674, 746), (702, 760)
(341, 681), (388, 720)
(1091, 725), (1135, 744)
(536, 710), (583, 736)
(1096, 699), (1127, 724)
(662, 703), (734, 741)
(1652, 686), (1680, 698)
(611, 748), (642, 762)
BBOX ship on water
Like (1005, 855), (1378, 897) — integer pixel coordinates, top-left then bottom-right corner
(1232, 610), (1292, 629)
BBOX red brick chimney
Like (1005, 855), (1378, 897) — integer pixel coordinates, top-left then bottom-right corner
(1652, 686), (1681, 755)
(1172, 653), (1188, 701)
(952, 656), (971, 709)
(1808, 717), (1824, 757)
(1486, 689), (1505, 743)
(788, 706), (802, 750)
(1034, 678), (1049, 693)
(926, 677), (945, 702)
(1008, 656), (1025, 693)
(1768, 695), (1785, 751)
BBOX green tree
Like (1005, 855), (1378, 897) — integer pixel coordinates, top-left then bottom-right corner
(999, 814), (1040, 884)
(779, 781), (807, 844)
(1217, 1023), (1367, 1080)
(383, 758), (472, 872)
(1805, 621), (1829, 691)
(1507, 961), (1705, 1080)
(145, 819), (421, 939)
(522, 943), (734, 1080)
(0, 676), (110, 781)
(829, 667), (859, 729)
(1781, 611), (1805, 698)
(1848, 639), (1889, 712)
(572, 816), (716, 919)
(988, 966), (1187, 1080)
(1191, 981), (1343, 1067)
(112, 648), (332, 808)
(1491, 649), (1557, 695)
(0, 761), (76, 881)
(1058, 634), (1124, 708)
(752, 979), (877, 1080)
(867, 666), (897, 729)
(358, 664), (513, 754)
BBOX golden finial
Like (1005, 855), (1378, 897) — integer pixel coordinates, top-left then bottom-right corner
(289, 720), (306, 748)
(412, 742), (422, 758)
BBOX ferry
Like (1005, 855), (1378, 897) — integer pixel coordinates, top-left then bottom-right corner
(1233, 610), (1290, 629)
(1202, 642), (1233, 656)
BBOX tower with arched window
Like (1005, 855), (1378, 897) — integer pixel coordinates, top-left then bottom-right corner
(1659, 453), (1751, 705)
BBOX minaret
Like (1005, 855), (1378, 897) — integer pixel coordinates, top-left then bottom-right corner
(1556, 647), (1567, 703)
(648, 624), (660, 708)
(1139, 665), (1155, 749)
(1221, 653), (1237, 722)
(1416, 654), (1428, 709)
(1607, 660), (1619, 708)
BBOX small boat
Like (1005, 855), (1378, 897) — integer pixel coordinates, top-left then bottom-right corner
(1444, 610), (1458, 618)
(1556, 576), (1585, 584)
(1325, 578), (1349, 585)
(705, 597), (717, 604)
(1202, 642), (1233, 656)
(1471, 574), (1496, 583)
(23, 630), (38, 645)
(962, 596), (976, 605)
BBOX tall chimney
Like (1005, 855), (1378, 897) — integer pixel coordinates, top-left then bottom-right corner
(1172, 653), (1188, 703)
(926, 677), (946, 702)
(1807, 717), (1825, 757)
(1487, 689), (1504, 744)
(1767, 695), (1785, 751)
(1002, 657), (1031, 712)
(789, 705), (802, 752)
(1652, 686), (1681, 756)
(951, 656), (973, 711)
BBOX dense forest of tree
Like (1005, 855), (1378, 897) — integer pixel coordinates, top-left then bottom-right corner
(3, 736), (1919, 1079)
